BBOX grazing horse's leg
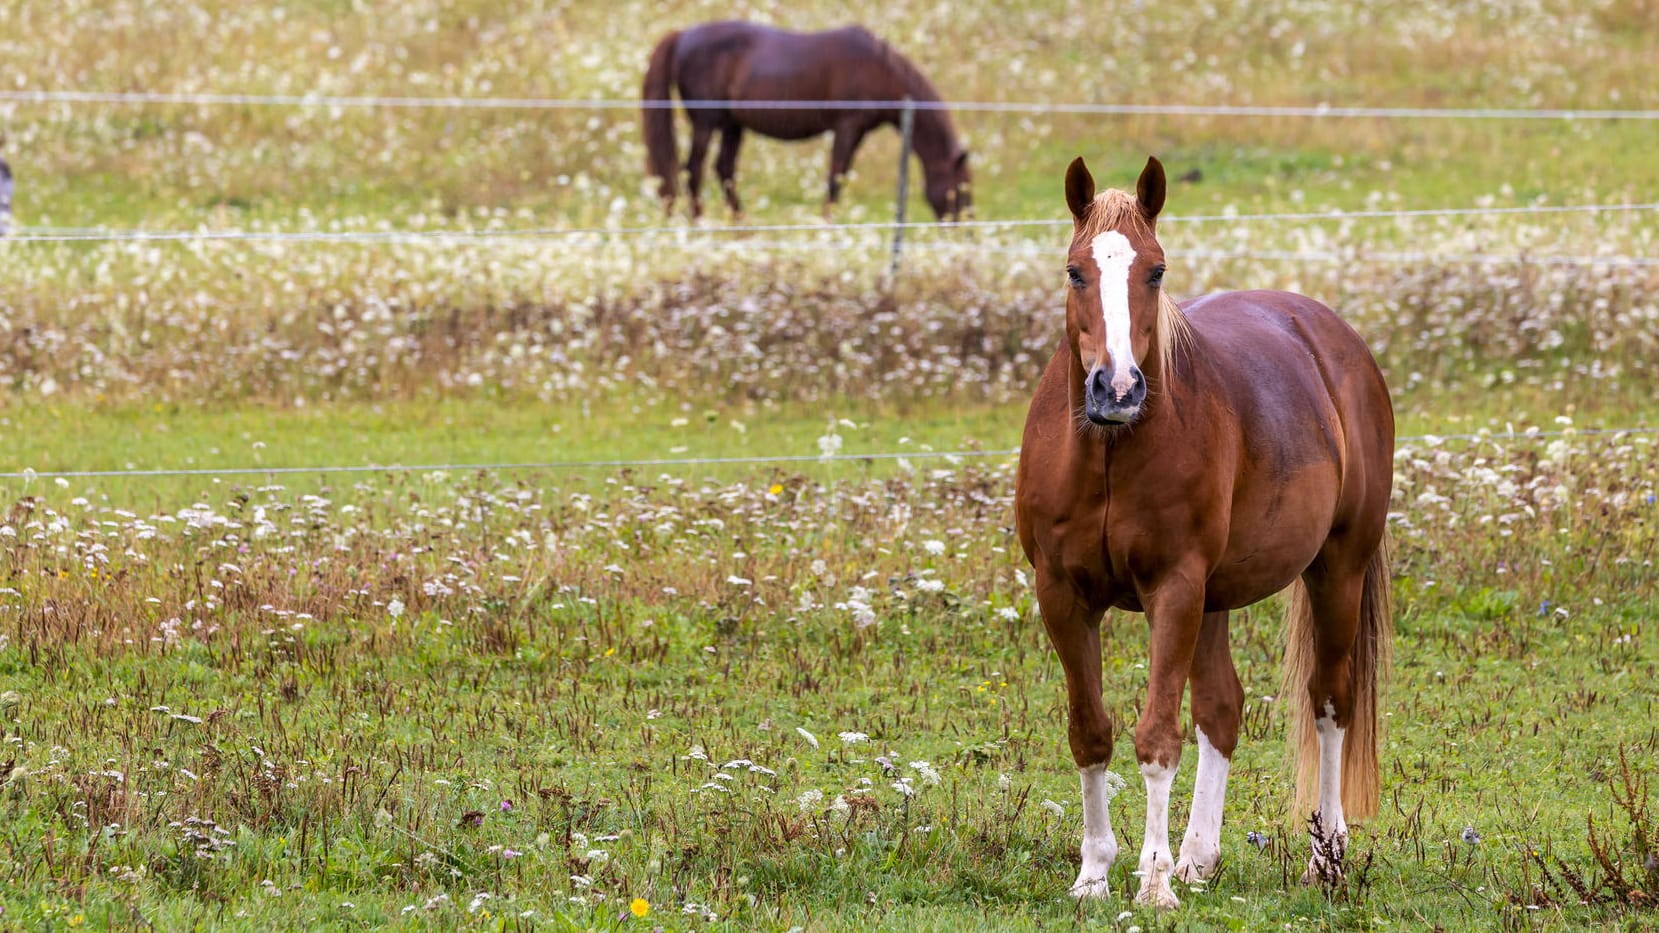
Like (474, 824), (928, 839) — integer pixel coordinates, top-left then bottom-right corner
(1034, 575), (1116, 898)
(1134, 575), (1206, 910)
(1175, 610), (1243, 883)
(685, 122), (715, 221)
(714, 125), (745, 219)
(824, 120), (868, 220)
(1297, 563), (1365, 883)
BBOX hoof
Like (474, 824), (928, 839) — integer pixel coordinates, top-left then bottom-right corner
(1174, 855), (1215, 884)
(1133, 882), (1181, 911)
(1069, 875), (1111, 899)
(1300, 859), (1345, 886)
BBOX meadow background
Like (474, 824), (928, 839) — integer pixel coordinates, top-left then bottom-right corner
(0, 0), (1657, 929)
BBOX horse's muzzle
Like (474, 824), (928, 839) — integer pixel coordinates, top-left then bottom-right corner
(1084, 364), (1147, 425)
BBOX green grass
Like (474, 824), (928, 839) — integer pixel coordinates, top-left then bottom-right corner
(0, 437), (1655, 930)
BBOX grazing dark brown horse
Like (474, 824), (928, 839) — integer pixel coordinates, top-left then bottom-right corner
(1014, 156), (1394, 908)
(641, 21), (971, 221)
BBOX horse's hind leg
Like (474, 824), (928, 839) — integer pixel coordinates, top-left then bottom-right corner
(715, 125), (744, 218)
(1296, 562), (1366, 882)
(1033, 575), (1116, 899)
(1175, 609), (1243, 883)
(684, 123), (715, 220)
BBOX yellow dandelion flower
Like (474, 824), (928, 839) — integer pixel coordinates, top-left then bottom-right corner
(630, 898), (650, 918)
(768, 483), (783, 495)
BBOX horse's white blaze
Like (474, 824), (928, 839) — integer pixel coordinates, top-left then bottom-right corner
(1314, 701), (1349, 846)
(1089, 230), (1139, 398)
(1137, 761), (1178, 904)
(1179, 726), (1231, 874)
(1074, 763), (1120, 894)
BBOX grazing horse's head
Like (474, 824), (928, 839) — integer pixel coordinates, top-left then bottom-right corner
(924, 149), (972, 221)
(1063, 156), (1184, 427)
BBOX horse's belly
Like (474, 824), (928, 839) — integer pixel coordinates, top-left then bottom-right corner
(1204, 468), (1339, 609)
(729, 110), (829, 140)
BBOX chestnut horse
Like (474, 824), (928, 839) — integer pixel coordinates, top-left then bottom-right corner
(1014, 157), (1394, 908)
(641, 21), (971, 221)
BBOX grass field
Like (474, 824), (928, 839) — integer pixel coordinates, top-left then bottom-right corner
(2, 0), (1659, 929)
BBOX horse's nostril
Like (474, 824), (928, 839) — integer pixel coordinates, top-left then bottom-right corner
(1087, 368), (1111, 399)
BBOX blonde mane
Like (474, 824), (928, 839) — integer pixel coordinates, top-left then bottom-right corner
(1077, 188), (1191, 381)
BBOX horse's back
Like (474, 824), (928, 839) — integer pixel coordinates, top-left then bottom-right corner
(674, 20), (893, 123)
(675, 20), (881, 76)
(1179, 289), (1390, 432)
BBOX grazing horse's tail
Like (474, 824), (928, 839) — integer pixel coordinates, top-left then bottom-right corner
(641, 30), (682, 207)
(1282, 538), (1393, 821)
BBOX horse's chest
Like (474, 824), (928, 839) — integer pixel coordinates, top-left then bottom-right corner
(1041, 514), (1145, 611)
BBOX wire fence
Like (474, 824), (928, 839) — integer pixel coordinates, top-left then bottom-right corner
(3, 427), (1652, 483)
(5, 92), (1655, 487)
(8, 200), (1657, 246)
(6, 89), (1659, 120)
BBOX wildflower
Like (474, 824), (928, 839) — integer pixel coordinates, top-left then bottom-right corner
(909, 761), (941, 786)
(817, 429), (843, 459)
(796, 727), (820, 749)
(1461, 826), (1482, 845)
(838, 731), (869, 745)
(923, 539), (946, 555)
(387, 598), (404, 619)
(997, 606), (1021, 622)
(630, 898), (650, 918)
(1041, 799), (1065, 818)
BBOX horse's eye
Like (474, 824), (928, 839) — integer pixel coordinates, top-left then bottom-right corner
(1148, 264), (1166, 288)
(1067, 266), (1085, 289)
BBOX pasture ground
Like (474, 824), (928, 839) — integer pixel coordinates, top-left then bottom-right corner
(2, 0), (1658, 929)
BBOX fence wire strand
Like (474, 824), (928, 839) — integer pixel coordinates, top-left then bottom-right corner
(6, 89), (1659, 120)
(7, 200), (1657, 246)
(4, 427), (1653, 483)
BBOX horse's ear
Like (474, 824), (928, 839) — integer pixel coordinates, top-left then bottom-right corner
(1136, 156), (1166, 222)
(1065, 157), (1095, 222)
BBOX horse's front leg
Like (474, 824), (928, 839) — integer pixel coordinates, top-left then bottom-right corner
(1134, 574), (1207, 910)
(1175, 610), (1243, 883)
(1033, 574), (1116, 898)
(714, 125), (745, 219)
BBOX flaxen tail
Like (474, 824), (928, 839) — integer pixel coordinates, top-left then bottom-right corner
(1281, 538), (1393, 820)
(641, 31), (681, 207)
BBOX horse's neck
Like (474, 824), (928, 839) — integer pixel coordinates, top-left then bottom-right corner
(909, 109), (957, 163)
(884, 55), (956, 162)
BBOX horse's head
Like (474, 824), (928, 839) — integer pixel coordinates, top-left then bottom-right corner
(1063, 156), (1171, 427)
(924, 150), (972, 222)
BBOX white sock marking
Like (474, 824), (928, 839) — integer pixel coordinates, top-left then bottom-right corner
(1179, 726), (1231, 876)
(1073, 763), (1120, 894)
(1137, 761), (1178, 905)
(1089, 231), (1138, 398)
(1313, 701), (1349, 859)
